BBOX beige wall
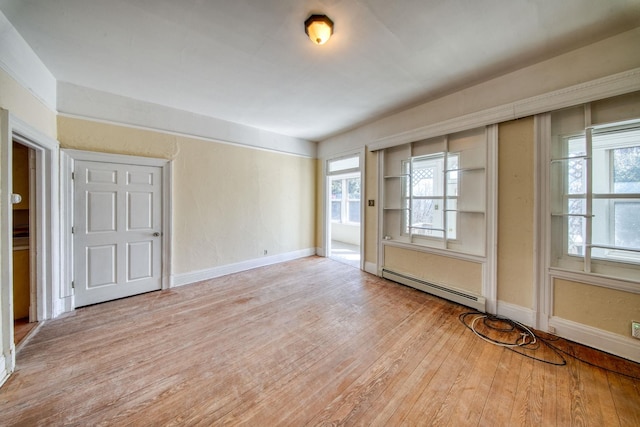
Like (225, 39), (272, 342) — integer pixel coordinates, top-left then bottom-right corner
(58, 116), (316, 275)
(384, 246), (483, 294)
(554, 279), (640, 337)
(497, 118), (535, 308)
(0, 69), (57, 139)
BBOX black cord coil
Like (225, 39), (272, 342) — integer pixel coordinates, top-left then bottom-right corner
(459, 311), (640, 380)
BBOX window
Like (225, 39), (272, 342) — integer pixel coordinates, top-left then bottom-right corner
(381, 127), (489, 256)
(565, 126), (640, 262)
(402, 153), (459, 239)
(551, 118), (640, 275)
(331, 175), (360, 224)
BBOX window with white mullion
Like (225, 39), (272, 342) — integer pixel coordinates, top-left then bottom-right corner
(381, 126), (488, 256)
(551, 109), (640, 276)
(404, 154), (446, 239)
(583, 126), (594, 272)
(443, 150), (449, 244)
(331, 174), (361, 225)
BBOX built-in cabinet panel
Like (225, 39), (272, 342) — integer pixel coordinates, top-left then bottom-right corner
(12, 249), (29, 320)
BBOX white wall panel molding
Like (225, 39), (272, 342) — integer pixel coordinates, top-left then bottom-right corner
(171, 248), (316, 288)
(496, 300), (537, 328)
(0, 354), (7, 388)
(369, 67), (640, 151)
(369, 104), (513, 151)
(0, 11), (56, 111)
(57, 82), (317, 158)
(550, 317), (640, 363)
(364, 262), (378, 276)
(514, 67), (640, 119)
(494, 302), (640, 363)
(549, 268), (640, 295)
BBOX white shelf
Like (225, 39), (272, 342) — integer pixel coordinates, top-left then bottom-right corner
(445, 167), (485, 173)
(444, 209), (484, 214)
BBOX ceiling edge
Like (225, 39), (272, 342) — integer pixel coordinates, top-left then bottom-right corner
(56, 82), (317, 158)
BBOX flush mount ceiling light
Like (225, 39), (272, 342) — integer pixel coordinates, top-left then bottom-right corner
(304, 14), (334, 45)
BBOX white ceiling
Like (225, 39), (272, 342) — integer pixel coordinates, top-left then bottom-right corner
(1, 0), (639, 141)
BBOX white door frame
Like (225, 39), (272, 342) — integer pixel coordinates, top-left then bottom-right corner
(1, 110), (60, 385)
(323, 149), (365, 270)
(61, 149), (173, 302)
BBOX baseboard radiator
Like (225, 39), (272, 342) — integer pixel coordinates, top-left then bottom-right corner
(382, 268), (486, 312)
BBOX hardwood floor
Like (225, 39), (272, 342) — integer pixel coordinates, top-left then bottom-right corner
(1, 256), (639, 426)
(13, 317), (38, 346)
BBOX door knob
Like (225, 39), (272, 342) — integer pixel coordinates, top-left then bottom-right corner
(153, 232), (161, 237)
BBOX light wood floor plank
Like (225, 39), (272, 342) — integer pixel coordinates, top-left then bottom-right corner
(1, 257), (639, 426)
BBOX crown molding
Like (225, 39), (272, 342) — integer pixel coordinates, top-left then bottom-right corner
(0, 11), (57, 111)
(370, 67), (640, 151)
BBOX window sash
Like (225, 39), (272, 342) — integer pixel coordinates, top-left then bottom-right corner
(331, 176), (361, 224)
(402, 153), (460, 240)
(557, 123), (640, 268)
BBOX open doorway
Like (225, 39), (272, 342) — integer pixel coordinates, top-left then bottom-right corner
(326, 154), (362, 268)
(2, 111), (60, 383)
(11, 141), (37, 346)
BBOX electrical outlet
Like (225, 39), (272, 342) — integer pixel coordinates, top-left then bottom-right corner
(632, 321), (640, 339)
(263, 249), (268, 255)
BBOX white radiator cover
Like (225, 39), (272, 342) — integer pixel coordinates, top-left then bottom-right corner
(382, 269), (486, 312)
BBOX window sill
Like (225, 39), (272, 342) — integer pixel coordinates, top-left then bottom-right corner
(548, 266), (640, 294)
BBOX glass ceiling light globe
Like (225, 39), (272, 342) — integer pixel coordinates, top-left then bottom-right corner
(305, 15), (334, 45)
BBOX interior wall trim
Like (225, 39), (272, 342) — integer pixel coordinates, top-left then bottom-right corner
(0, 356), (7, 388)
(550, 316), (640, 364)
(496, 300), (537, 328)
(364, 262), (377, 275)
(369, 67), (640, 151)
(170, 248), (316, 288)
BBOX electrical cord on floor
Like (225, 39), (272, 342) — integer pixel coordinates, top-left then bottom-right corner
(459, 311), (640, 380)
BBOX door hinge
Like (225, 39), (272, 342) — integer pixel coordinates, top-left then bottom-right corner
(71, 281), (75, 289)
(71, 172), (75, 180)
(71, 226), (75, 234)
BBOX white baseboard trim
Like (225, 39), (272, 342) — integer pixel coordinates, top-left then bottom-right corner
(53, 296), (75, 318)
(549, 316), (640, 363)
(364, 262), (378, 275)
(316, 247), (326, 257)
(0, 357), (7, 388)
(496, 300), (537, 327)
(170, 248), (316, 288)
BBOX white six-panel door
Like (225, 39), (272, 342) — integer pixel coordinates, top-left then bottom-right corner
(73, 160), (162, 307)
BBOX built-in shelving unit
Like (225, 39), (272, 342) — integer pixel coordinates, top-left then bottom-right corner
(380, 133), (487, 256)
